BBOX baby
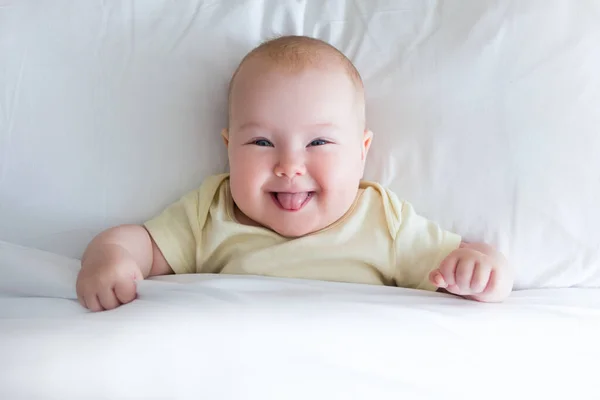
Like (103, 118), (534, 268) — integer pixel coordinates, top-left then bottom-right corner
(77, 36), (513, 311)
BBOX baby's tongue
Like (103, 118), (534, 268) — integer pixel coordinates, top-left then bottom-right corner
(276, 192), (309, 210)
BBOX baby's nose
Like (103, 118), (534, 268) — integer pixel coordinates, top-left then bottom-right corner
(274, 156), (306, 178)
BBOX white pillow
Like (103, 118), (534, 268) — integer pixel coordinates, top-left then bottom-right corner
(1, 1), (599, 289)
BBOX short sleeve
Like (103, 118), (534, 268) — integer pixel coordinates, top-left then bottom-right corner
(144, 190), (202, 274)
(394, 201), (462, 291)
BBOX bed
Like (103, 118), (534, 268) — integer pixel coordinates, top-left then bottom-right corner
(2, 241), (600, 399)
(1, 1), (599, 399)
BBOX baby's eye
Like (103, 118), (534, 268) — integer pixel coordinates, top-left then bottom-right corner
(308, 139), (328, 147)
(253, 139), (274, 147)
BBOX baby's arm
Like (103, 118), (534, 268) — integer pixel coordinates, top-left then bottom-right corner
(429, 242), (513, 302)
(76, 225), (173, 311)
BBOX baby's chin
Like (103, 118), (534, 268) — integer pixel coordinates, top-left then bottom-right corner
(271, 226), (313, 238)
(265, 219), (327, 238)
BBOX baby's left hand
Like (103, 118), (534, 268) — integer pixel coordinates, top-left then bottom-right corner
(428, 243), (513, 302)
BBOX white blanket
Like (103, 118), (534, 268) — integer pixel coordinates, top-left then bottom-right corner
(1, 242), (599, 400)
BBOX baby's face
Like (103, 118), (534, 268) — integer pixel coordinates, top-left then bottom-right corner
(225, 59), (371, 237)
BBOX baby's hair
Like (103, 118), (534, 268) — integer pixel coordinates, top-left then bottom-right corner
(227, 35), (365, 126)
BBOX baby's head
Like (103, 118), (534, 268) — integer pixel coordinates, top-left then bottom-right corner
(223, 35), (372, 237)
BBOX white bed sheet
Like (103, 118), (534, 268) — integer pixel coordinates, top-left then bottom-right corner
(1, 241), (599, 400)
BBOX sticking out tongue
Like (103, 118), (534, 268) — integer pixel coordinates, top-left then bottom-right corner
(275, 192), (310, 210)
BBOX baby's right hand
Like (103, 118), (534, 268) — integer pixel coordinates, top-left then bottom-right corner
(76, 248), (144, 312)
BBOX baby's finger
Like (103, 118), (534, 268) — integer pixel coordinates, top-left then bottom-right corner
(98, 288), (120, 310)
(85, 294), (104, 312)
(77, 293), (87, 308)
(438, 255), (459, 286)
(445, 284), (463, 296)
(470, 263), (492, 293)
(115, 278), (137, 305)
(455, 259), (475, 292)
(483, 269), (498, 294)
(428, 269), (447, 288)
(75, 282), (87, 308)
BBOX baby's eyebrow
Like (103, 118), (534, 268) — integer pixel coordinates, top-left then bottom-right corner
(305, 122), (340, 131)
(236, 122), (268, 132)
(236, 121), (340, 132)
(308, 122), (334, 128)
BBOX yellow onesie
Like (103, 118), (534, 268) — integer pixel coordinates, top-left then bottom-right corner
(144, 174), (461, 291)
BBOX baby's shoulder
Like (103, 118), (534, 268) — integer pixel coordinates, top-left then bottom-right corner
(359, 180), (404, 207)
(173, 173), (230, 227)
(358, 180), (406, 236)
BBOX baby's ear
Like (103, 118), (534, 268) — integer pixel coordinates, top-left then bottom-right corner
(221, 128), (230, 148)
(362, 129), (373, 160)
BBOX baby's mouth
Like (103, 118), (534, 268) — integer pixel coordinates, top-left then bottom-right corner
(271, 192), (314, 211)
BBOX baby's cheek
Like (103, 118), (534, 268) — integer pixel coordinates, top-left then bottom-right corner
(311, 160), (342, 190)
(231, 150), (269, 177)
(321, 150), (358, 174)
